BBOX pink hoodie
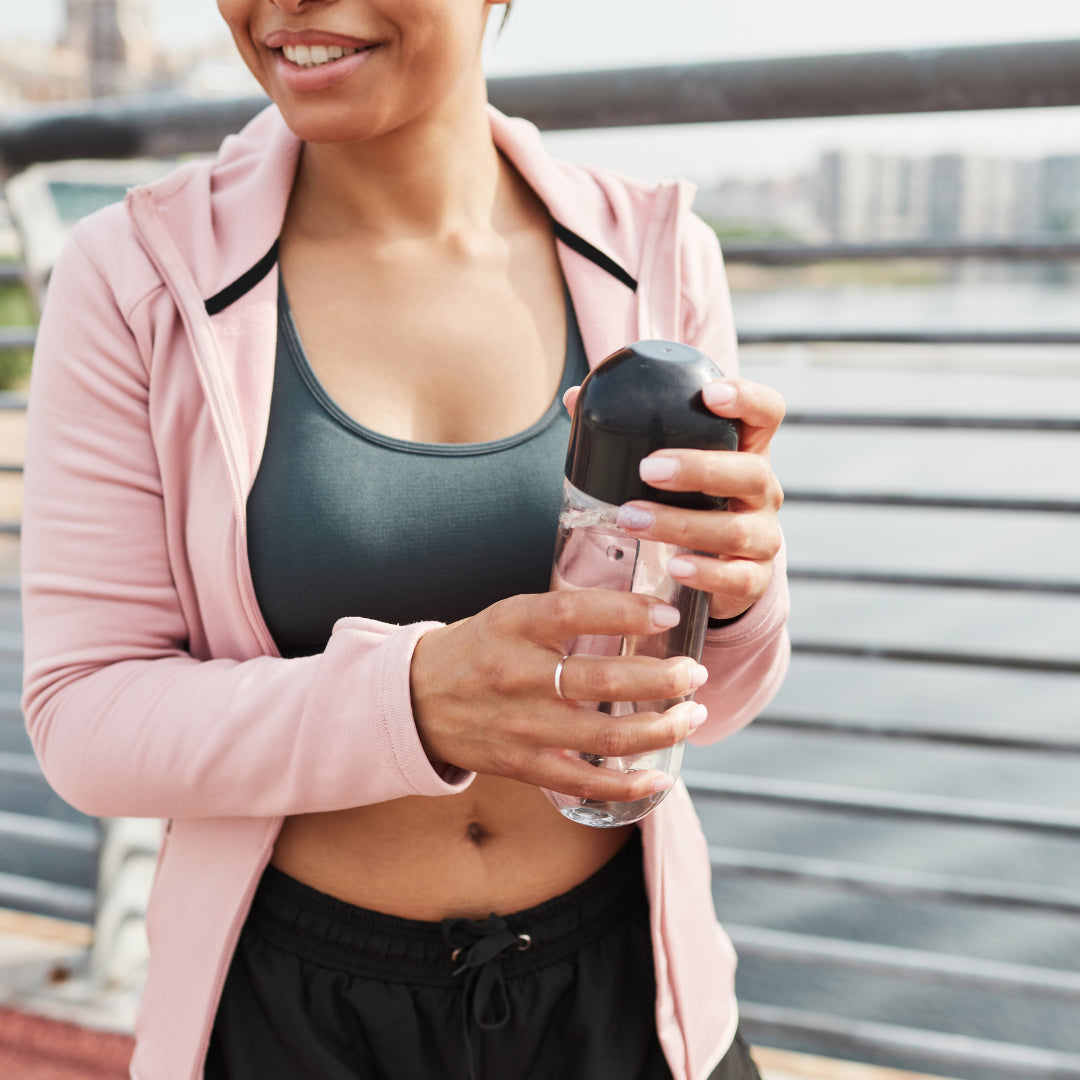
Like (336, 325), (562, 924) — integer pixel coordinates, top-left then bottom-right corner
(21, 105), (790, 1080)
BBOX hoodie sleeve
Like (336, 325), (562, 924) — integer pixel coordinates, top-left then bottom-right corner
(20, 225), (473, 821)
(678, 212), (792, 745)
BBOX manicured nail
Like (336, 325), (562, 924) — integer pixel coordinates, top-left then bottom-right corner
(639, 456), (679, 483)
(667, 556), (696, 580)
(702, 381), (737, 408)
(690, 664), (709, 688)
(688, 704), (708, 732)
(617, 505), (654, 532)
(650, 775), (675, 794)
(650, 603), (681, 628)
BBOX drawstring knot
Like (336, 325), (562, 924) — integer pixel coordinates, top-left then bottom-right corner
(441, 914), (532, 1077)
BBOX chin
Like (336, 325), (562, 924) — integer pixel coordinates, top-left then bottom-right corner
(275, 101), (388, 145)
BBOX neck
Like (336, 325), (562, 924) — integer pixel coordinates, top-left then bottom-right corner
(288, 73), (504, 243)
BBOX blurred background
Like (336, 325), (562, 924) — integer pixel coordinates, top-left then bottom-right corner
(1, 4), (1079, 1080)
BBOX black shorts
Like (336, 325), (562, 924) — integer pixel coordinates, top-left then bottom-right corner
(205, 832), (760, 1080)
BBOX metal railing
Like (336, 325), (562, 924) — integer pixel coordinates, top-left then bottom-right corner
(2, 37), (1079, 1079)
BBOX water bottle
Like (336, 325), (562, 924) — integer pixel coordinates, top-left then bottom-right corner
(544, 340), (739, 828)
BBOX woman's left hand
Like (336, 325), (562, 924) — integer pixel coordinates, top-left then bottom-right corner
(568, 377), (785, 622)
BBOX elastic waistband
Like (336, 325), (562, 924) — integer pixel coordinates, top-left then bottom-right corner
(244, 830), (646, 986)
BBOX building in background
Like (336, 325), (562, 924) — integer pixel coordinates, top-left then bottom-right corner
(1039, 155), (1080, 235)
(0, 0), (251, 104)
(59, 0), (158, 98)
(700, 149), (1080, 244)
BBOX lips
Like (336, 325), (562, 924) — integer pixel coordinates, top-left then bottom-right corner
(264, 29), (377, 51)
(268, 36), (379, 91)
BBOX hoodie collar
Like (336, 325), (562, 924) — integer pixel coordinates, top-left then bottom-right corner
(138, 103), (664, 314)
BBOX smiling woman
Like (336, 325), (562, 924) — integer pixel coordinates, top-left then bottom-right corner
(20, 1), (789, 1078)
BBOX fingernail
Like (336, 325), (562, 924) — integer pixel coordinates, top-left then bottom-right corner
(650, 603), (681, 628)
(688, 704), (708, 732)
(639, 457), (679, 483)
(667, 556), (696, 580)
(690, 664), (709, 688)
(702, 381), (737, 408)
(617, 505), (654, 532)
(650, 775), (675, 794)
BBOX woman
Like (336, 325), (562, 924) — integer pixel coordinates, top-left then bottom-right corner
(21, 0), (789, 1077)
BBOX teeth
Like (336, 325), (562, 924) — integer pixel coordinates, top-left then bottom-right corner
(281, 43), (360, 67)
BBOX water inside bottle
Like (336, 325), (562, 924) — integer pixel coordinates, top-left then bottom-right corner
(546, 484), (707, 826)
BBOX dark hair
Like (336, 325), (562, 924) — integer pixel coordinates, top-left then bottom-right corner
(500, 1), (513, 31)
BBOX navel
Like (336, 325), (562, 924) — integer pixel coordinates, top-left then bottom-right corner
(466, 821), (488, 845)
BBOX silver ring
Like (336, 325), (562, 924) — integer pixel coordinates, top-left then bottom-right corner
(553, 654), (571, 700)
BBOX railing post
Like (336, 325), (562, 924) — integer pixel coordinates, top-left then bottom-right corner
(86, 818), (161, 1002)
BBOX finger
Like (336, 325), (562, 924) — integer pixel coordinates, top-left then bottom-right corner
(553, 700), (708, 760)
(701, 378), (785, 455)
(493, 590), (683, 648)
(563, 385), (581, 414)
(533, 749), (676, 803)
(667, 555), (775, 618)
(555, 653), (708, 704)
(616, 501), (781, 560)
(634, 450), (783, 509)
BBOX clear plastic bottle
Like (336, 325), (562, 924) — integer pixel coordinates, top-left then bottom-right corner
(542, 340), (738, 828)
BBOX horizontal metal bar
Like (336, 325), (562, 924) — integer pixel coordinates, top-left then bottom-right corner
(0, 521), (20, 536)
(0, 750), (41, 780)
(726, 923), (1080, 998)
(739, 1003), (1080, 1079)
(0, 463), (23, 474)
(0, 393), (28, 412)
(0, 870), (95, 924)
(783, 413), (1080, 432)
(789, 567), (1080, 595)
(0, 264), (25, 285)
(739, 329), (1080, 345)
(687, 771), (1080, 836)
(723, 238), (1080, 264)
(0, 94), (269, 171)
(4, 39), (1080, 171)
(753, 714), (1080, 755)
(709, 846), (1080, 917)
(0, 326), (35, 350)
(791, 641), (1080, 674)
(0, 809), (98, 853)
(490, 39), (1080, 129)
(784, 490), (1080, 513)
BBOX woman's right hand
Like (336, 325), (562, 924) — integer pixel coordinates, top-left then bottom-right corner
(409, 591), (709, 802)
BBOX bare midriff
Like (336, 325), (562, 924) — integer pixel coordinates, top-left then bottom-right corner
(271, 782), (633, 921)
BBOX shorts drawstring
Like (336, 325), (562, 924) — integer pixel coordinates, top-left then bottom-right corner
(442, 914), (532, 1079)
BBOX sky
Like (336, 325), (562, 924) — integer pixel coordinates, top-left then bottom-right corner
(5, 0), (1080, 184)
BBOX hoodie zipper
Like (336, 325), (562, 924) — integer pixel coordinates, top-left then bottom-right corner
(128, 190), (286, 1080)
(126, 188), (280, 661)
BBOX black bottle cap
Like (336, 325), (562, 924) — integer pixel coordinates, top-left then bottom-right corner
(565, 340), (739, 510)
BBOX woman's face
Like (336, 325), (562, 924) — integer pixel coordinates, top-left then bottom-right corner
(218, 0), (500, 144)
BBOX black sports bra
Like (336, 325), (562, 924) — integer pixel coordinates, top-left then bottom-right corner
(246, 277), (590, 657)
